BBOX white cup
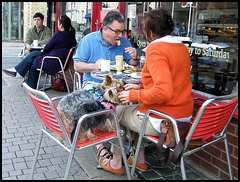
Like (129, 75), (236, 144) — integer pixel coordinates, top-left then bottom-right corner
(98, 60), (110, 72)
(33, 40), (38, 47)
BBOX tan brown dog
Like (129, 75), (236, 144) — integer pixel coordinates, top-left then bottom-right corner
(101, 73), (124, 104)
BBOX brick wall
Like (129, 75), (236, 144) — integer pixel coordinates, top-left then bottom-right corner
(187, 105), (238, 180)
(23, 2), (48, 41)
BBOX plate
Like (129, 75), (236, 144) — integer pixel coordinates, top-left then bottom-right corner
(110, 65), (134, 71)
(124, 70), (131, 74)
(93, 71), (109, 77)
(130, 72), (142, 79)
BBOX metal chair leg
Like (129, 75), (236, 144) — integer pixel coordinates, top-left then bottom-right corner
(62, 71), (70, 93)
(68, 69), (74, 84)
(63, 150), (75, 179)
(42, 74), (48, 91)
(180, 156), (187, 180)
(30, 130), (44, 179)
(118, 136), (132, 180)
(36, 71), (42, 91)
(223, 133), (233, 180)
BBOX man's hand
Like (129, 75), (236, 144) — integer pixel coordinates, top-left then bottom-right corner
(95, 59), (104, 70)
(125, 47), (137, 59)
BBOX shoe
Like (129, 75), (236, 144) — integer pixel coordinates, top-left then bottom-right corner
(99, 157), (124, 175)
(128, 158), (148, 171)
(3, 69), (17, 77)
(93, 145), (113, 164)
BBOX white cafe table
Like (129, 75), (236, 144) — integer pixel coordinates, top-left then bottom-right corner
(90, 70), (142, 84)
(29, 45), (45, 50)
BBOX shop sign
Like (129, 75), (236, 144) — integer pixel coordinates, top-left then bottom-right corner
(187, 47), (230, 60)
(127, 4), (136, 19)
(137, 39), (148, 49)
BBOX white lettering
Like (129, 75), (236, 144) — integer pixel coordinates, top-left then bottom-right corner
(188, 47), (230, 60)
(187, 47), (194, 56)
(137, 40), (147, 48)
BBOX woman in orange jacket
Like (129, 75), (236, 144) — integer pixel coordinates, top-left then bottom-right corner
(99, 8), (194, 175)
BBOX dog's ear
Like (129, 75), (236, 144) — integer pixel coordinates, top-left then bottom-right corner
(103, 74), (113, 87)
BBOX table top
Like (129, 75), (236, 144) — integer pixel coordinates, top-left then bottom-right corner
(29, 45), (45, 49)
(91, 70), (142, 84)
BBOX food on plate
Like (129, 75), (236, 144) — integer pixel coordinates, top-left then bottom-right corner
(123, 65), (133, 70)
(111, 65), (133, 70)
(130, 72), (142, 79)
(136, 72), (142, 77)
(131, 67), (142, 73)
(117, 40), (121, 46)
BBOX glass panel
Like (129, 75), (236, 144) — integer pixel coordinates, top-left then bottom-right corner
(190, 2), (238, 96)
(65, 2), (92, 42)
(11, 2), (20, 39)
(172, 2), (190, 37)
(2, 2), (9, 40)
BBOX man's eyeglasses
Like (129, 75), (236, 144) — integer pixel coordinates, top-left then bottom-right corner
(108, 27), (127, 35)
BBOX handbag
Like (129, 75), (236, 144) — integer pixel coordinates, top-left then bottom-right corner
(52, 73), (67, 92)
(156, 119), (204, 166)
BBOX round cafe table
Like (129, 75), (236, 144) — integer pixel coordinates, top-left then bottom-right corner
(90, 70), (142, 84)
(29, 45), (45, 50)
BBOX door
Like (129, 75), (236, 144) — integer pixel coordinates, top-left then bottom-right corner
(91, 2), (125, 32)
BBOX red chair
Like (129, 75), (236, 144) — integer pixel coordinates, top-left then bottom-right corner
(36, 46), (76, 93)
(131, 92), (238, 180)
(22, 82), (131, 180)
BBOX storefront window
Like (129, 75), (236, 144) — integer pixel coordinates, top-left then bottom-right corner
(2, 2), (22, 40)
(190, 2), (238, 96)
(126, 2), (238, 96)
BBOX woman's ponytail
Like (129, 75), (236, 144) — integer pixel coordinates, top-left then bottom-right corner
(70, 25), (76, 39)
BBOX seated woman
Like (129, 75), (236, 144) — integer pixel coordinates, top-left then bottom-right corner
(98, 8), (194, 175)
(3, 15), (77, 89)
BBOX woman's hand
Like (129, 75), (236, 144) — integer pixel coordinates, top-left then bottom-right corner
(123, 83), (140, 91)
(118, 84), (140, 104)
(118, 90), (130, 105)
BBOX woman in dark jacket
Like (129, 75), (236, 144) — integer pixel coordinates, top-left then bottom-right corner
(3, 15), (77, 89)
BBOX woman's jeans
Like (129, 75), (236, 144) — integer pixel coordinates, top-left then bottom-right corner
(14, 51), (42, 89)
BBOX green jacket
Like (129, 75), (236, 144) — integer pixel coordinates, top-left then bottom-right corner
(24, 25), (52, 46)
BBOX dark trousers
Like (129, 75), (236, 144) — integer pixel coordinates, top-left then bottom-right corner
(15, 51), (42, 89)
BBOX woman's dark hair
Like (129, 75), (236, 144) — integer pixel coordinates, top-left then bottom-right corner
(59, 15), (76, 39)
(33, 12), (44, 20)
(144, 8), (174, 42)
(102, 11), (125, 28)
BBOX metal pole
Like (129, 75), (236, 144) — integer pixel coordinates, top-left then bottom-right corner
(172, 2), (174, 19)
(8, 3), (11, 40)
(187, 2), (192, 37)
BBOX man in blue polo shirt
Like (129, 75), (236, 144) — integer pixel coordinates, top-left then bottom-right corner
(73, 11), (139, 89)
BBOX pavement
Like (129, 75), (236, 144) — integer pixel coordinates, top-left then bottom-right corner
(2, 41), (219, 180)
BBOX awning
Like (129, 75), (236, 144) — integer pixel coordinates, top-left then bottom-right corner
(85, 13), (91, 19)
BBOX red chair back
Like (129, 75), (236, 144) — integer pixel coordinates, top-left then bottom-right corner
(26, 89), (117, 148)
(189, 97), (238, 141)
(27, 90), (68, 140)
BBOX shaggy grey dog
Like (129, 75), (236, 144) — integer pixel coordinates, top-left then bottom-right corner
(57, 89), (115, 141)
